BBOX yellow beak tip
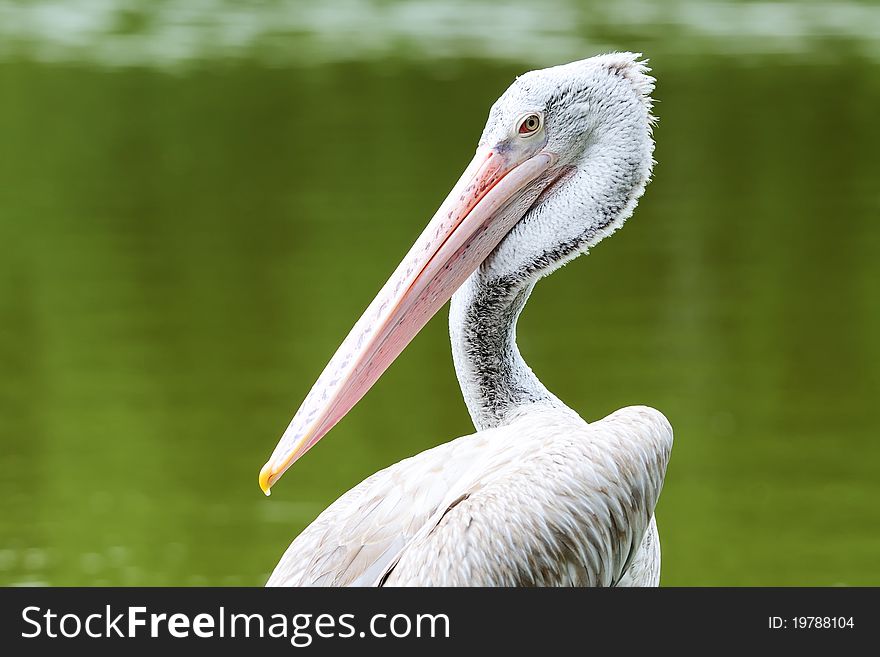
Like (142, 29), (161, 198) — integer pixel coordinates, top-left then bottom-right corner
(259, 463), (274, 496)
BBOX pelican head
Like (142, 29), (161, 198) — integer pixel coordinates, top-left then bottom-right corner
(259, 53), (656, 494)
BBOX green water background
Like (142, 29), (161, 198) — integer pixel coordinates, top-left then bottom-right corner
(1, 0), (878, 585)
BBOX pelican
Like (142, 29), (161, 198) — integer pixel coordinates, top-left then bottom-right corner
(259, 53), (672, 586)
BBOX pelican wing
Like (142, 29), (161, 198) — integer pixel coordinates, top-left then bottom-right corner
(265, 432), (498, 586)
(384, 405), (672, 586)
(267, 405), (672, 587)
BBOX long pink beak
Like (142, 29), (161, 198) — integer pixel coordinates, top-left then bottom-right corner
(259, 144), (558, 494)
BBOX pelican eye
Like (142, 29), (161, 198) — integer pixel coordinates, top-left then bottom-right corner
(517, 113), (542, 136)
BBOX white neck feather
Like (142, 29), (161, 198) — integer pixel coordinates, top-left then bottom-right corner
(449, 129), (652, 431)
(449, 277), (561, 432)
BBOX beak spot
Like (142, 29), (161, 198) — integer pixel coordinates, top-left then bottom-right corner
(259, 463), (274, 496)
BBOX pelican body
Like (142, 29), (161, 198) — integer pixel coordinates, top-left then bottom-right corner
(259, 53), (673, 586)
